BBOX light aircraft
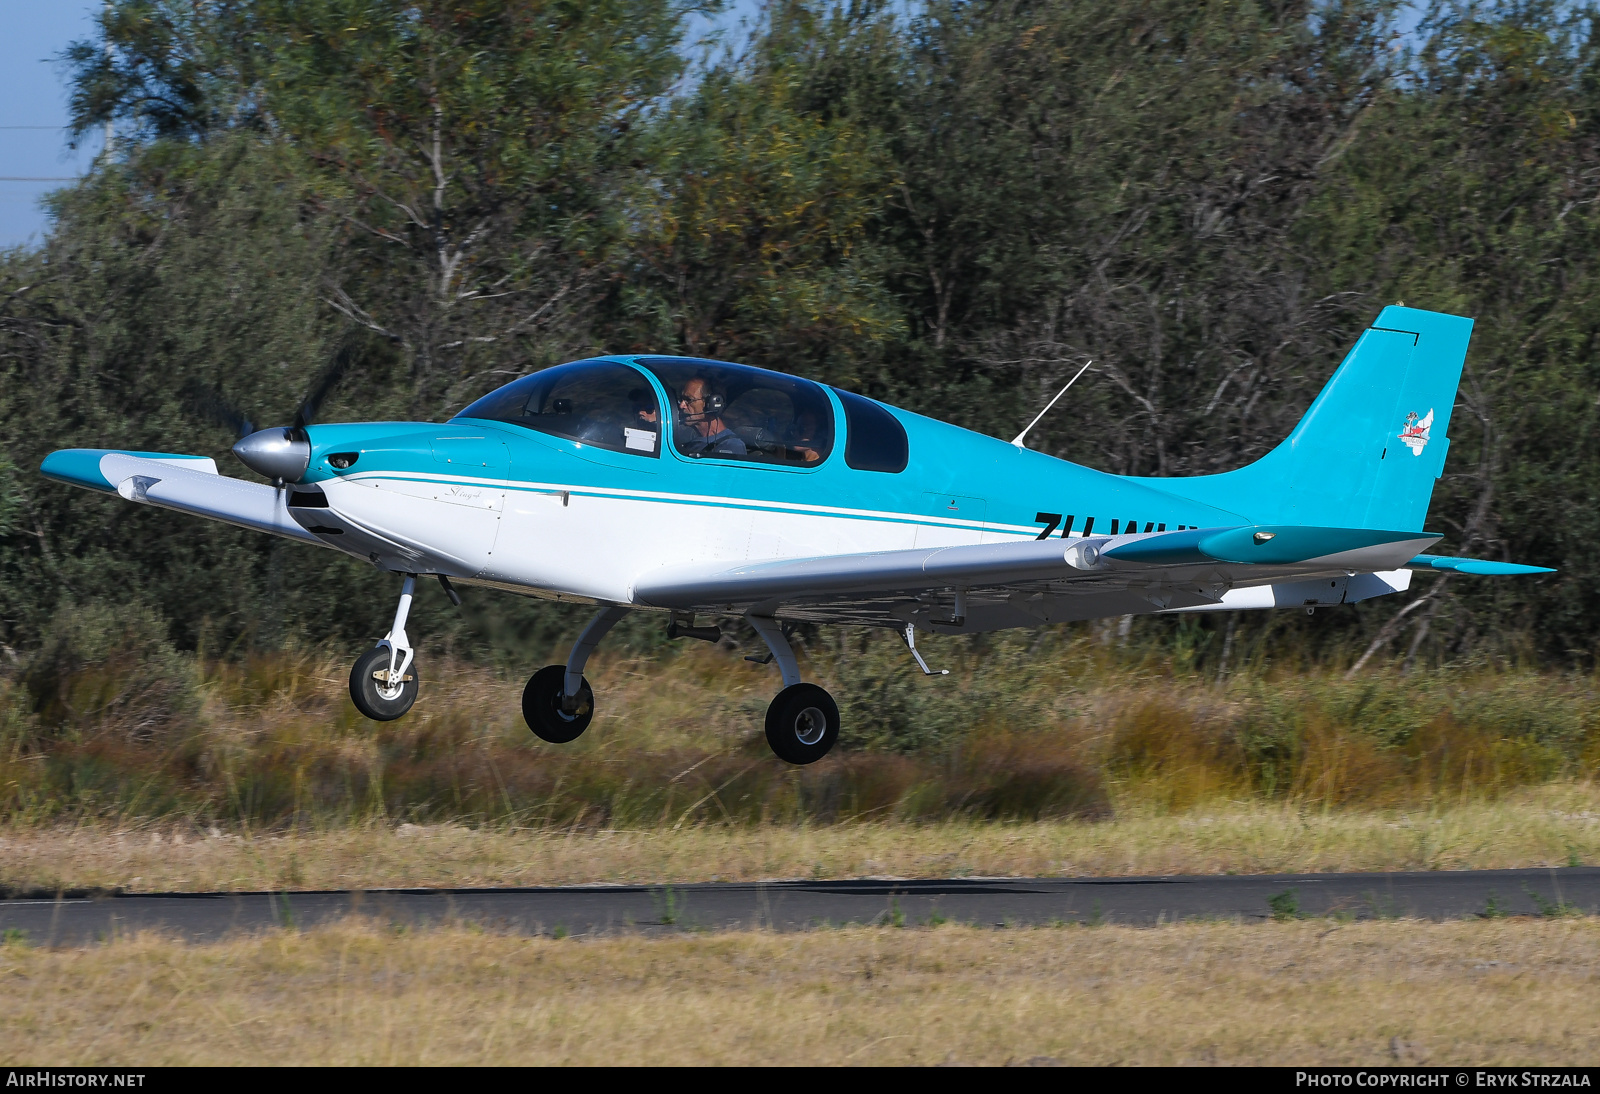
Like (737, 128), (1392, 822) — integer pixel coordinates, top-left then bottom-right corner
(40, 305), (1552, 764)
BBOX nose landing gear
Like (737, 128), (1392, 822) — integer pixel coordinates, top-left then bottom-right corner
(350, 574), (420, 721)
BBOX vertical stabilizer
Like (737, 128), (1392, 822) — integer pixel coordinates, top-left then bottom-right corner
(1132, 306), (1472, 530)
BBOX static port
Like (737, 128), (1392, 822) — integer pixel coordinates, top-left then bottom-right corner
(327, 452), (360, 470)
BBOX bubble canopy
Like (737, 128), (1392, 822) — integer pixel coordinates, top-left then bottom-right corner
(456, 356), (838, 468)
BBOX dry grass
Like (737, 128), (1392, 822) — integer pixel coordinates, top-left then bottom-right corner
(9, 632), (1600, 832)
(6, 781), (1600, 893)
(2, 918), (1596, 1064)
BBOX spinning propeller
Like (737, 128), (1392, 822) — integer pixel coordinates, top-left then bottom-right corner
(203, 337), (362, 485)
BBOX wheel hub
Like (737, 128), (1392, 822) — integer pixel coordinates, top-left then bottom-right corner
(793, 706), (827, 746)
(372, 669), (412, 701)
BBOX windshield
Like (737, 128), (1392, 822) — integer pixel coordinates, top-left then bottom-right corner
(635, 357), (834, 467)
(454, 359), (661, 457)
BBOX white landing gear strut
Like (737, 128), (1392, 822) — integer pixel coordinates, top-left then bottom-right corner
(902, 623), (950, 676)
(746, 615), (802, 688)
(379, 573), (418, 689)
(565, 605), (632, 713)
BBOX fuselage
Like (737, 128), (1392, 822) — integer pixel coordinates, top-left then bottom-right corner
(290, 354), (1245, 605)
(40, 308), (1547, 651)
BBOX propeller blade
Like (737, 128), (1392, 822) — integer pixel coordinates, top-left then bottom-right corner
(293, 334), (362, 429)
(186, 383), (256, 440)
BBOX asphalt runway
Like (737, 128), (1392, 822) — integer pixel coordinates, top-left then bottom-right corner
(3, 867), (1598, 944)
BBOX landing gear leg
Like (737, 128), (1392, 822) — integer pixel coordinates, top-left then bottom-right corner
(523, 605), (630, 743)
(748, 614), (839, 765)
(350, 573), (420, 721)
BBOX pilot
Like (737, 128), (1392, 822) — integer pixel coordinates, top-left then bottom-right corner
(676, 376), (747, 457)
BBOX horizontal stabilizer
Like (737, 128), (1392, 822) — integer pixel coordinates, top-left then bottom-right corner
(40, 449), (319, 545)
(1102, 525), (1439, 568)
(1406, 553), (1555, 576)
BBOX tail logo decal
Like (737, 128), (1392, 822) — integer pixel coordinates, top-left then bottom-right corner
(1398, 409), (1434, 456)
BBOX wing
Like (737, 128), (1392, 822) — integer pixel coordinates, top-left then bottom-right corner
(633, 525), (1449, 631)
(41, 449), (321, 545)
(43, 447), (515, 572)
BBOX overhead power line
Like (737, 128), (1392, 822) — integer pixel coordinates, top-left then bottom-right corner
(0, 176), (77, 182)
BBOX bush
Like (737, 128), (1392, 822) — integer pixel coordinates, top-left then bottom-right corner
(2, 622), (1597, 828)
(20, 601), (200, 744)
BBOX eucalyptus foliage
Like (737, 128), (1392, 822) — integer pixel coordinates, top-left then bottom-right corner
(2, 0), (1598, 674)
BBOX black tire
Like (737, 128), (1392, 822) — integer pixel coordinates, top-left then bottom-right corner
(523, 664), (594, 744)
(764, 683), (839, 765)
(349, 646), (419, 721)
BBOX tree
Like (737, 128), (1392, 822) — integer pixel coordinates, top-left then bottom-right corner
(69, 0), (691, 413)
(614, 1), (902, 387)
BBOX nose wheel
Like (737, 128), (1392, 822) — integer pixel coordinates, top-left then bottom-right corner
(350, 573), (421, 721)
(350, 645), (419, 720)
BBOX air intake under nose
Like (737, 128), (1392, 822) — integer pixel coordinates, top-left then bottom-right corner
(233, 427), (311, 483)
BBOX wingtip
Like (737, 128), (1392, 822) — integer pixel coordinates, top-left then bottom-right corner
(39, 449), (116, 492)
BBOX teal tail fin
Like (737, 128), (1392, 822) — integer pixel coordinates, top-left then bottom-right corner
(1139, 306), (1473, 530)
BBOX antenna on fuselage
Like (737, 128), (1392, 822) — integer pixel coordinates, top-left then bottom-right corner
(1010, 359), (1093, 448)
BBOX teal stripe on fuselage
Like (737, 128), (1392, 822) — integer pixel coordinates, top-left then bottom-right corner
(298, 360), (1245, 536)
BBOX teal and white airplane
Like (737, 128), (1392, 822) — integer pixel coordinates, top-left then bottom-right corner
(40, 305), (1551, 764)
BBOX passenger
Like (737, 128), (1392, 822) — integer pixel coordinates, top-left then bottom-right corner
(676, 377), (747, 457)
(787, 410), (823, 463)
(629, 388), (659, 432)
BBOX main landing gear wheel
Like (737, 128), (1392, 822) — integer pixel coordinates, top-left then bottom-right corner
(765, 683), (840, 765)
(523, 664), (594, 744)
(350, 646), (419, 721)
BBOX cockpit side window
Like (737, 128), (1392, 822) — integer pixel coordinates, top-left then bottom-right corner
(453, 360), (661, 457)
(636, 357), (835, 467)
(833, 388), (909, 473)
